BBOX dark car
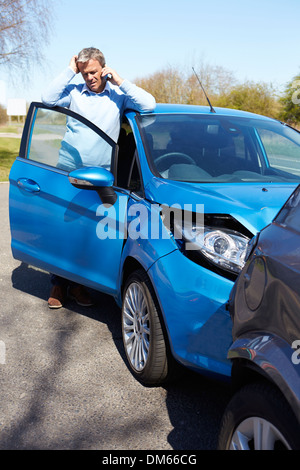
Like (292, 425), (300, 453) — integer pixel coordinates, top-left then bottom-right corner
(218, 184), (300, 450)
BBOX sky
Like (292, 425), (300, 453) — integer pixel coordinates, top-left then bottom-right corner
(0, 0), (299, 106)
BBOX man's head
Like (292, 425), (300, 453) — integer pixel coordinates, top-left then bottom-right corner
(77, 47), (106, 93)
(77, 47), (106, 67)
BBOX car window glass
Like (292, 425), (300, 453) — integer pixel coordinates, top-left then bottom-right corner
(27, 107), (114, 172)
(257, 128), (300, 178)
(138, 115), (300, 184)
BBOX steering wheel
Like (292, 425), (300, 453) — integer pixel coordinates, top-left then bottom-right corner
(154, 152), (196, 172)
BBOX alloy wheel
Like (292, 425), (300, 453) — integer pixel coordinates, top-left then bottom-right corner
(122, 282), (150, 372)
(230, 417), (291, 450)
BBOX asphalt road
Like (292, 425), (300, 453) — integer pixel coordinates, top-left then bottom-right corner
(0, 181), (231, 451)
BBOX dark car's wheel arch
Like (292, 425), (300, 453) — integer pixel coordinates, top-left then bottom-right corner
(231, 358), (270, 392)
(219, 378), (300, 449)
(231, 357), (298, 410)
(222, 358), (300, 447)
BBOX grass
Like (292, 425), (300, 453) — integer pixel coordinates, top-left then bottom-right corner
(0, 126), (21, 134)
(0, 137), (21, 182)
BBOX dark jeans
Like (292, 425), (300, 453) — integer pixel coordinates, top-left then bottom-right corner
(50, 274), (77, 288)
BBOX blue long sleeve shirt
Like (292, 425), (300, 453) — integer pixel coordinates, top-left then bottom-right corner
(41, 67), (156, 170)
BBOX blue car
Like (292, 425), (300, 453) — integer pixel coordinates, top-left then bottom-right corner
(9, 102), (300, 385)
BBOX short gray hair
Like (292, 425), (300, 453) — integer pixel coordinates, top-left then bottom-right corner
(77, 47), (106, 67)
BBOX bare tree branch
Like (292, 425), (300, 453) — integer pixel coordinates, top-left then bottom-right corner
(0, 0), (55, 77)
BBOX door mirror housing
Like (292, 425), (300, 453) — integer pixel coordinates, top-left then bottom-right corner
(69, 167), (117, 205)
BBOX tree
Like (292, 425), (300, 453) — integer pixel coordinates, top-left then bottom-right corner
(216, 81), (280, 118)
(0, 0), (54, 76)
(135, 67), (188, 104)
(0, 103), (7, 124)
(279, 74), (300, 125)
(135, 61), (237, 106)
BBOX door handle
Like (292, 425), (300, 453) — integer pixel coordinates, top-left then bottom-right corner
(17, 178), (40, 193)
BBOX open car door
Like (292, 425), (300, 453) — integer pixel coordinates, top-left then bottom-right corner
(9, 102), (128, 295)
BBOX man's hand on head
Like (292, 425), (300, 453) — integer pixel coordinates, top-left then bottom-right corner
(69, 55), (79, 74)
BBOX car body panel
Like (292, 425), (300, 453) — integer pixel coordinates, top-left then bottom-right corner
(230, 216), (300, 344)
(145, 177), (296, 235)
(228, 185), (300, 424)
(9, 158), (129, 295)
(148, 248), (233, 377)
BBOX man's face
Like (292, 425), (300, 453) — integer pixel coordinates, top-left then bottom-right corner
(78, 59), (105, 93)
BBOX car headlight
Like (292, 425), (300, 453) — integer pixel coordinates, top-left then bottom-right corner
(180, 223), (249, 274)
(161, 206), (252, 278)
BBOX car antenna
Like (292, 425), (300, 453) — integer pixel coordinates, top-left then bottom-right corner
(192, 67), (216, 113)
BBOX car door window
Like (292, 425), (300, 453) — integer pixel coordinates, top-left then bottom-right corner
(25, 105), (116, 172)
(257, 128), (300, 177)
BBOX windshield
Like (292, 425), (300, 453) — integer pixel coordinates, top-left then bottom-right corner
(138, 114), (300, 183)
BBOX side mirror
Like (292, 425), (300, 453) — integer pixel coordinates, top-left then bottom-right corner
(69, 167), (117, 205)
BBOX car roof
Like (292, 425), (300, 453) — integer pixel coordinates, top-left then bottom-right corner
(141, 103), (277, 122)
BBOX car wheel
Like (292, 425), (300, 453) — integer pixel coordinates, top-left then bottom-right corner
(122, 269), (169, 385)
(218, 381), (300, 450)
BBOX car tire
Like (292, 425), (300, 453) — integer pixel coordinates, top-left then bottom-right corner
(218, 381), (300, 450)
(121, 269), (170, 386)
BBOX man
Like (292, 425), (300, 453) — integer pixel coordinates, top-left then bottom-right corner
(42, 47), (156, 309)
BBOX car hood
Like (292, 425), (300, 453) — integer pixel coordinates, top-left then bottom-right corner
(145, 178), (298, 235)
